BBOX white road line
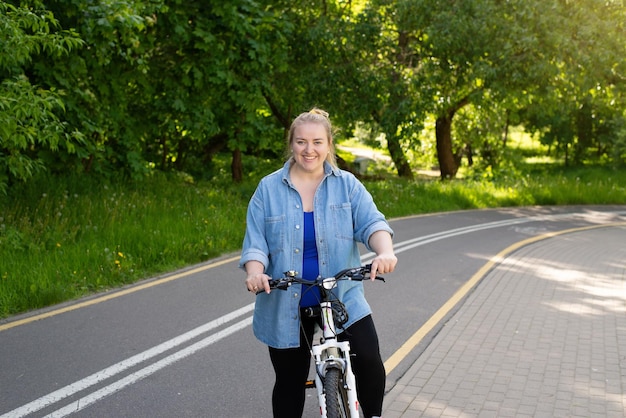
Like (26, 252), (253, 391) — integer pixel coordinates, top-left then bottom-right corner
(1, 304), (254, 418)
(362, 215), (535, 260)
(43, 317), (253, 418)
(371, 211), (626, 258)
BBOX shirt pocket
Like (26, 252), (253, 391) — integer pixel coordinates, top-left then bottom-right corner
(331, 202), (354, 241)
(265, 215), (286, 258)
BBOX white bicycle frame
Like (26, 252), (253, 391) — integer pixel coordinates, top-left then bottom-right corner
(311, 277), (360, 417)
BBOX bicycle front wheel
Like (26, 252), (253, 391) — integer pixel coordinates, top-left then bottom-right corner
(324, 368), (350, 418)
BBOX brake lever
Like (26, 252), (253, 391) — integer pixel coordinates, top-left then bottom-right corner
(363, 264), (386, 282)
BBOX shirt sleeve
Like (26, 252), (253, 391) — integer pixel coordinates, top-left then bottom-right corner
(349, 176), (394, 251)
(239, 186), (270, 270)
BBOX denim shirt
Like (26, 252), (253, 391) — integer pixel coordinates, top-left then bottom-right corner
(239, 161), (394, 348)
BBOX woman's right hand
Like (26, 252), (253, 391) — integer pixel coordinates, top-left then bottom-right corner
(245, 269), (271, 294)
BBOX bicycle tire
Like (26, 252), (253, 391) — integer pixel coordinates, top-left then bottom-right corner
(324, 368), (350, 418)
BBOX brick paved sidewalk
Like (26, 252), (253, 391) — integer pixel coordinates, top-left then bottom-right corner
(383, 225), (626, 418)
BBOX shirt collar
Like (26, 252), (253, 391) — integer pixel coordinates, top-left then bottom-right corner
(281, 160), (341, 185)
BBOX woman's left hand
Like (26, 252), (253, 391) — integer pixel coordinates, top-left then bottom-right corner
(370, 252), (397, 280)
(368, 231), (397, 279)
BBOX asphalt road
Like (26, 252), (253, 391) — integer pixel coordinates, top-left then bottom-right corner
(1, 205), (625, 418)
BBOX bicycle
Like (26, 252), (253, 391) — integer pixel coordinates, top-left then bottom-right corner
(262, 264), (385, 418)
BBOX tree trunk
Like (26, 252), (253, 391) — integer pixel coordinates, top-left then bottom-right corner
(435, 115), (458, 179)
(575, 97), (593, 164)
(502, 111), (510, 148)
(435, 97), (470, 179)
(465, 143), (474, 167)
(231, 148), (243, 183)
(387, 135), (414, 179)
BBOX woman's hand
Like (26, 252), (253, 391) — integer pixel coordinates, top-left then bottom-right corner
(368, 231), (397, 280)
(370, 252), (397, 280)
(245, 261), (271, 294)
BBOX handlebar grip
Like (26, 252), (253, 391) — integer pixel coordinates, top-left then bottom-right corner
(254, 278), (279, 295)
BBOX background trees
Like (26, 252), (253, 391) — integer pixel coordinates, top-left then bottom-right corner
(1, 0), (624, 191)
(521, 0), (626, 167)
(0, 2), (83, 193)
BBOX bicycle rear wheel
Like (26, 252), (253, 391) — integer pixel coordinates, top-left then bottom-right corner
(324, 368), (350, 418)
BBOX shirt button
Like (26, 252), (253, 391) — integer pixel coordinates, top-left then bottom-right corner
(296, 204), (300, 209)
(293, 293), (298, 298)
(295, 225), (300, 230)
(294, 248), (300, 253)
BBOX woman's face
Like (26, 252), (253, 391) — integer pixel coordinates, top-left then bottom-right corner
(291, 122), (330, 175)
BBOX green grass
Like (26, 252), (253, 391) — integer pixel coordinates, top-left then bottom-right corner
(1, 162), (625, 319)
(0, 172), (252, 317)
(366, 165), (626, 218)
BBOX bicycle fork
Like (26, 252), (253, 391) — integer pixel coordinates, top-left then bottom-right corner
(312, 301), (360, 417)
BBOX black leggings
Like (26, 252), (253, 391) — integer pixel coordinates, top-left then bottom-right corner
(268, 314), (385, 418)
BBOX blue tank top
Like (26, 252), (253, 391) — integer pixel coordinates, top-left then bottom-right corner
(300, 212), (321, 307)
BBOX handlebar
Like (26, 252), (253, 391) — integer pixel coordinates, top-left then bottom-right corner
(260, 264), (385, 294)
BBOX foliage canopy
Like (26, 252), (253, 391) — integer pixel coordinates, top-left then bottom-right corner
(1, 0), (624, 190)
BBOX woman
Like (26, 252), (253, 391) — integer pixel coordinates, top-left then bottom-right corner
(240, 108), (397, 418)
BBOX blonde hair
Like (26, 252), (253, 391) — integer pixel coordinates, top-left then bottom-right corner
(287, 108), (338, 169)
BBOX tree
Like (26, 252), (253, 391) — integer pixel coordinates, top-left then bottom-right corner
(317, 0), (430, 179)
(4, 0), (624, 185)
(0, 1), (83, 193)
(521, 0), (626, 166)
(256, 2), (370, 144)
(37, 0), (291, 181)
(29, 0), (159, 177)
(401, 0), (564, 178)
(354, 0), (624, 178)
(344, 0), (547, 179)
(127, 0), (288, 181)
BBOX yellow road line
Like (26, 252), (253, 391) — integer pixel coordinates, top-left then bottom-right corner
(0, 255), (241, 332)
(384, 222), (626, 374)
